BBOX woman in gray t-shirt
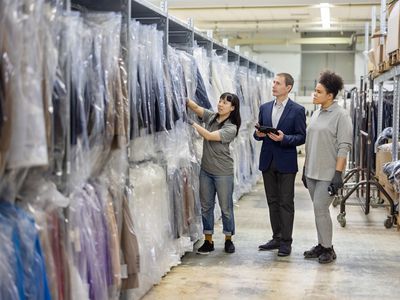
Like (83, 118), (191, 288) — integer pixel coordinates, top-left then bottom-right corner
(186, 93), (241, 254)
(302, 71), (352, 264)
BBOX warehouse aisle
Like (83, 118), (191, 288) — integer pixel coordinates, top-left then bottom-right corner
(143, 160), (400, 300)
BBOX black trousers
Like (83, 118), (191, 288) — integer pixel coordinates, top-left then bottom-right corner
(262, 161), (296, 244)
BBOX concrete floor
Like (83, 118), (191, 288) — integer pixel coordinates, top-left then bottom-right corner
(143, 168), (400, 300)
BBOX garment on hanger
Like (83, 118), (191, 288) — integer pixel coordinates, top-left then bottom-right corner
(69, 183), (111, 300)
(0, 201), (52, 300)
(193, 46), (216, 108)
(3, 0), (48, 171)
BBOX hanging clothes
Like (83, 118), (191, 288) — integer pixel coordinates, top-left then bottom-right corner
(0, 201), (52, 300)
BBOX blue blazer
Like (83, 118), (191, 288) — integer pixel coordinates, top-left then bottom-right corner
(253, 99), (306, 173)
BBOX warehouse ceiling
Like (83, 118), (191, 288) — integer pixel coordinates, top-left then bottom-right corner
(148, 0), (382, 48)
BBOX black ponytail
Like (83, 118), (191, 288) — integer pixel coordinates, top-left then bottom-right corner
(212, 93), (241, 136)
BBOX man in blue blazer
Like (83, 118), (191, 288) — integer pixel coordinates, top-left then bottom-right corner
(254, 73), (306, 256)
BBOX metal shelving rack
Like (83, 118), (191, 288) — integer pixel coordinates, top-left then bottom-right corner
(128, 1), (272, 75)
(375, 64), (400, 162)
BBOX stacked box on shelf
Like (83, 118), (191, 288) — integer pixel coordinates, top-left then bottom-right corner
(386, 1), (400, 66)
(375, 144), (400, 203)
(369, 31), (389, 75)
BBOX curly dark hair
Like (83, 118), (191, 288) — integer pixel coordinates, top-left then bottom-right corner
(318, 70), (344, 99)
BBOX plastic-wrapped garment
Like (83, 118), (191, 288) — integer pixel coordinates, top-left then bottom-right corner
(69, 13), (123, 184)
(211, 53), (237, 102)
(0, 222), (22, 299)
(237, 66), (252, 124)
(120, 192), (140, 290)
(128, 162), (181, 299)
(231, 132), (254, 200)
(184, 164), (202, 240)
(91, 180), (121, 298)
(163, 59), (175, 130)
(178, 50), (197, 101)
(129, 22), (166, 136)
(178, 49), (212, 110)
(194, 67), (212, 110)
(114, 57), (130, 148)
(155, 123), (202, 240)
(136, 23), (150, 135)
(374, 127), (393, 152)
(18, 173), (70, 300)
(168, 169), (186, 238)
(193, 46), (216, 108)
(2, 0), (48, 170)
(40, 3), (68, 179)
(0, 0), (13, 178)
(69, 183), (110, 300)
(69, 259), (89, 300)
(149, 27), (167, 133)
(248, 69), (262, 118)
(0, 201), (51, 300)
(167, 46), (187, 123)
(85, 14), (121, 173)
(85, 13), (128, 149)
(69, 14), (91, 185)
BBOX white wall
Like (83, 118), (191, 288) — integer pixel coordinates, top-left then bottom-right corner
(354, 40), (368, 86)
(241, 44), (302, 96)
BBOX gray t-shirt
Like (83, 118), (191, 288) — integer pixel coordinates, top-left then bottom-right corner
(201, 109), (237, 176)
(305, 102), (353, 181)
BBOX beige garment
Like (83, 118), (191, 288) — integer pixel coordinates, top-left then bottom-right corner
(121, 193), (140, 290)
(183, 167), (195, 228)
(112, 58), (129, 149)
(32, 209), (59, 300)
(105, 190), (122, 289)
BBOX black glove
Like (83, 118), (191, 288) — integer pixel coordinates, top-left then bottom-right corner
(302, 166), (308, 189)
(328, 170), (343, 195)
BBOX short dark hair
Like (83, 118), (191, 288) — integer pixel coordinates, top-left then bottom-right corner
(318, 70), (344, 99)
(276, 73), (294, 89)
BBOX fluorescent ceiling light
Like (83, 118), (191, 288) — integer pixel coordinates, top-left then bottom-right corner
(320, 3), (331, 29)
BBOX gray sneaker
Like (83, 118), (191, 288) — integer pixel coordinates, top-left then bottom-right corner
(304, 244), (324, 259)
(318, 246), (337, 264)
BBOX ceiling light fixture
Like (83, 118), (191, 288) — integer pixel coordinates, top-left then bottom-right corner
(320, 3), (331, 29)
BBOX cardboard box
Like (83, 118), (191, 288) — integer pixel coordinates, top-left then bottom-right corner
(386, 1), (400, 55)
(371, 31), (388, 66)
(376, 147), (393, 181)
(379, 172), (399, 203)
(376, 144), (400, 203)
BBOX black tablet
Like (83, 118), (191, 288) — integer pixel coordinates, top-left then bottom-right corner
(255, 125), (279, 135)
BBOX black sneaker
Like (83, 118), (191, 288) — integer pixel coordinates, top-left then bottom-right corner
(277, 243), (292, 257)
(258, 239), (280, 251)
(224, 240), (235, 253)
(318, 246), (337, 264)
(304, 244), (324, 259)
(197, 240), (214, 254)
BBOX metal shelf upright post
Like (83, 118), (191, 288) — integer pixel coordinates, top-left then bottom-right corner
(375, 65), (400, 161)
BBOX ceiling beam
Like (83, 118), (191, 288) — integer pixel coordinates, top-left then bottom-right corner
(230, 37), (352, 46)
(169, 3), (380, 10)
(252, 50), (358, 54)
(194, 19), (372, 25)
